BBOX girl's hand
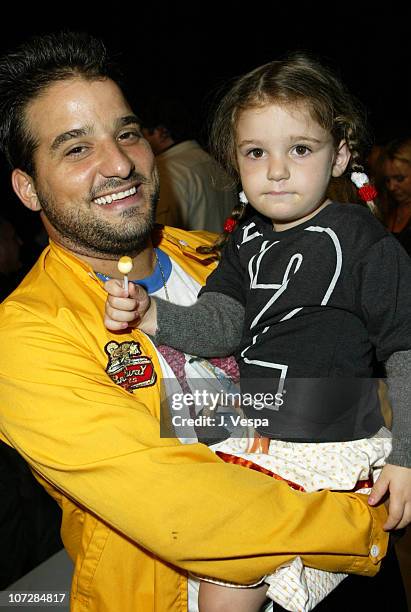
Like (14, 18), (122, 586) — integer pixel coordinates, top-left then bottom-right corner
(104, 279), (156, 334)
(368, 463), (411, 530)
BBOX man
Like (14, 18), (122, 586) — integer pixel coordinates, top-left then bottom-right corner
(142, 101), (237, 232)
(0, 32), (389, 611)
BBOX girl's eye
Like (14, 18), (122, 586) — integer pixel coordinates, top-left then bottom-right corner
(293, 145), (311, 156)
(248, 148), (265, 159)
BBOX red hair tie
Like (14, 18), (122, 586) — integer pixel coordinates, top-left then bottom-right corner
(351, 172), (378, 202)
(223, 218), (237, 233)
(358, 185), (378, 202)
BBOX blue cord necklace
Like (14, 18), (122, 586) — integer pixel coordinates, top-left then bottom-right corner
(96, 248), (170, 300)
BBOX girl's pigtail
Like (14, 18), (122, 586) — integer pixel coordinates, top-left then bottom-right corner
(350, 172), (378, 215)
(197, 191), (248, 256)
(346, 127), (378, 215)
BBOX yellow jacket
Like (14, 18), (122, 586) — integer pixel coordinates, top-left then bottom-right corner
(0, 227), (388, 612)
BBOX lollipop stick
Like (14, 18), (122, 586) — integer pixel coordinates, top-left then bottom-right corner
(123, 275), (129, 294)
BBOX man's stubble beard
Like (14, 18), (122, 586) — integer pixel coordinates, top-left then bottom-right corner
(37, 178), (160, 257)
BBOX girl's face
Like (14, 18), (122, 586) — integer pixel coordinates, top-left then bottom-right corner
(236, 103), (350, 231)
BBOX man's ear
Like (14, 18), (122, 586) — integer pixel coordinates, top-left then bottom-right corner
(332, 140), (351, 177)
(11, 169), (41, 211)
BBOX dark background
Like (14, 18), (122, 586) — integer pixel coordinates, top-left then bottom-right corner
(1, 6), (409, 142)
(0, 5), (410, 235)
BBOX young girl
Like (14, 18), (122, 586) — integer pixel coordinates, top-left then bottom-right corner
(105, 54), (411, 611)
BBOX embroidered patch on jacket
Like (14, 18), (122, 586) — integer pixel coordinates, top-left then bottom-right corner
(105, 341), (156, 392)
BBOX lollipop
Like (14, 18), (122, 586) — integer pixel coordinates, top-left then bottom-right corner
(118, 256), (133, 293)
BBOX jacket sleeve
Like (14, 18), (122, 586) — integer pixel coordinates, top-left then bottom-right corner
(0, 308), (388, 585)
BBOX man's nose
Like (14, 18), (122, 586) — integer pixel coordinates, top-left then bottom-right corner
(98, 140), (134, 178)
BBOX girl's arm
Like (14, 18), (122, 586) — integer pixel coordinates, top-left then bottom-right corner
(104, 279), (244, 357)
(152, 292), (244, 357)
(353, 235), (411, 529)
(369, 349), (411, 530)
(385, 350), (411, 468)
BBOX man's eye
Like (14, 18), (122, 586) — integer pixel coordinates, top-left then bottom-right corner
(66, 146), (86, 157)
(248, 148), (264, 159)
(293, 145), (311, 156)
(119, 130), (141, 141)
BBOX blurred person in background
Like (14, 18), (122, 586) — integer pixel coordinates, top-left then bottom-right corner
(376, 137), (411, 255)
(142, 99), (238, 232)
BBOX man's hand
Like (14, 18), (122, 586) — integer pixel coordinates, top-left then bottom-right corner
(368, 463), (411, 530)
(104, 279), (157, 334)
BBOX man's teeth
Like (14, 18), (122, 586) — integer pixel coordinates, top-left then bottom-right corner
(94, 186), (137, 205)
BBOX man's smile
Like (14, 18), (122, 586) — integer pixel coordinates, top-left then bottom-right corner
(93, 184), (139, 205)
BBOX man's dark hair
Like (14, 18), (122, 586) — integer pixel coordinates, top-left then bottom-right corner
(0, 31), (123, 175)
